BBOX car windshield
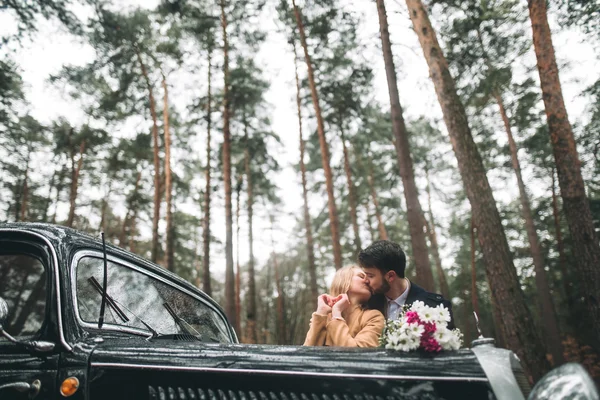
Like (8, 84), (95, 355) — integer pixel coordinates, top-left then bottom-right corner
(74, 255), (231, 343)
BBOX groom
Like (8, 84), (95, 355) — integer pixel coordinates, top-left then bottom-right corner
(359, 240), (455, 329)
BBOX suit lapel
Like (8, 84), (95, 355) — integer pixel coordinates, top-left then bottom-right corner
(405, 281), (427, 306)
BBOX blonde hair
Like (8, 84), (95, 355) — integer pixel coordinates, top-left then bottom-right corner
(329, 265), (360, 297)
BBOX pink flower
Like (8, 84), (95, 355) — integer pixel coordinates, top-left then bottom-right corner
(421, 336), (442, 352)
(423, 322), (437, 334)
(405, 311), (420, 324)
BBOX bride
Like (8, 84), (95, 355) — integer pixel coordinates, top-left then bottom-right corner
(303, 265), (385, 347)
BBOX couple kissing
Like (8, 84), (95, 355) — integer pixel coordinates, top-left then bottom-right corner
(303, 240), (455, 347)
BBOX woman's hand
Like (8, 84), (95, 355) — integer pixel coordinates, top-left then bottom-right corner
(331, 294), (351, 319)
(316, 294), (332, 316)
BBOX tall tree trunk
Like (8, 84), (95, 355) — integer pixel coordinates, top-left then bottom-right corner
(19, 167), (29, 222)
(42, 168), (57, 221)
(424, 167), (450, 299)
(462, 295), (472, 345)
(51, 167), (66, 224)
(120, 171), (142, 247)
(367, 157), (388, 240)
(128, 208), (138, 253)
(356, 150), (384, 242)
(365, 199), (376, 241)
(99, 180), (113, 232)
(235, 177), (243, 339)
(292, 0), (343, 269)
(270, 215), (286, 345)
(13, 176), (22, 222)
(494, 91), (564, 365)
(244, 116), (258, 344)
(340, 123), (362, 253)
(293, 42), (318, 305)
(528, 0), (600, 340)
(375, 0), (434, 291)
(551, 168), (572, 302)
(202, 48), (213, 297)
(136, 49), (161, 264)
(162, 72), (174, 272)
(220, 0), (236, 329)
(194, 226), (202, 288)
(471, 217), (502, 345)
(14, 155), (30, 222)
(491, 293), (508, 348)
(405, 0), (550, 379)
(470, 217), (480, 318)
(67, 139), (85, 228)
(262, 261), (272, 344)
(273, 252), (286, 345)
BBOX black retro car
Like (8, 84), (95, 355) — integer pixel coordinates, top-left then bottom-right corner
(0, 223), (597, 400)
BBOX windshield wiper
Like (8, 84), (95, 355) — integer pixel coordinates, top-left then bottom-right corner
(93, 232), (159, 340)
(98, 232), (109, 328)
(163, 302), (201, 341)
(89, 276), (160, 339)
(89, 276), (129, 323)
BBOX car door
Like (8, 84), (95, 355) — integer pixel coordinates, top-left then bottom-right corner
(0, 236), (59, 399)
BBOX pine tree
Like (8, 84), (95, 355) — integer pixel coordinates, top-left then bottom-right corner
(437, 0), (564, 364)
(375, 0), (434, 291)
(219, 0), (236, 329)
(292, 38), (318, 304)
(528, 0), (600, 343)
(404, 0), (550, 379)
(290, 0), (343, 269)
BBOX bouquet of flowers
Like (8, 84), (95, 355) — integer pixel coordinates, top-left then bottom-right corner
(379, 301), (462, 352)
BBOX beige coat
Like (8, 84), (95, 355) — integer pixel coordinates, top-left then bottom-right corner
(303, 305), (385, 347)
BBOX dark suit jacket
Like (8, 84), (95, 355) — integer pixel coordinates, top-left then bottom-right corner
(405, 282), (455, 330)
(368, 282), (456, 330)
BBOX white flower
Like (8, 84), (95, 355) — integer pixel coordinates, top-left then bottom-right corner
(409, 300), (426, 314)
(439, 329), (463, 351)
(394, 332), (420, 352)
(417, 305), (436, 323)
(385, 331), (402, 349)
(433, 304), (451, 326)
(406, 322), (425, 339)
(407, 335), (421, 350)
(434, 327), (451, 346)
(384, 330), (419, 352)
(388, 319), (404, 331)
(448, 330), (463, 350)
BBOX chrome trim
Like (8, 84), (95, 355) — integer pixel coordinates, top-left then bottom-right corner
(472, 344), (524, 400)
(91, 362), (490, 382)
(70, 250), (234, 342)
(0, 228), (73, 352)
(471, 337), (495, 348)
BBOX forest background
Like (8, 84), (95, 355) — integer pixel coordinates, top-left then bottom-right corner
(1, 0), (599, 384)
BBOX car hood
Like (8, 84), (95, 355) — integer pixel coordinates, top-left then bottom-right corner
(88, 338), (487, 379)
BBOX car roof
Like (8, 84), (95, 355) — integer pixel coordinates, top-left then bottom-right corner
(0, 222), (222, 314)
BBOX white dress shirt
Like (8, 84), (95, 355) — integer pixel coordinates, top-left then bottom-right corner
(386, 279), (411, 320)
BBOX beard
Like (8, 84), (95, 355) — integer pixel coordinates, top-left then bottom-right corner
(373, 278), (391, 295)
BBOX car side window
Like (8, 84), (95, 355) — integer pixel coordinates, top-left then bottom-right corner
(75, 255), (231, 343)
(0, 252), (47, 338)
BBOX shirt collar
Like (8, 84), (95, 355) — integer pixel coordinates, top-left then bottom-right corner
(387, 278), (411, 305)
